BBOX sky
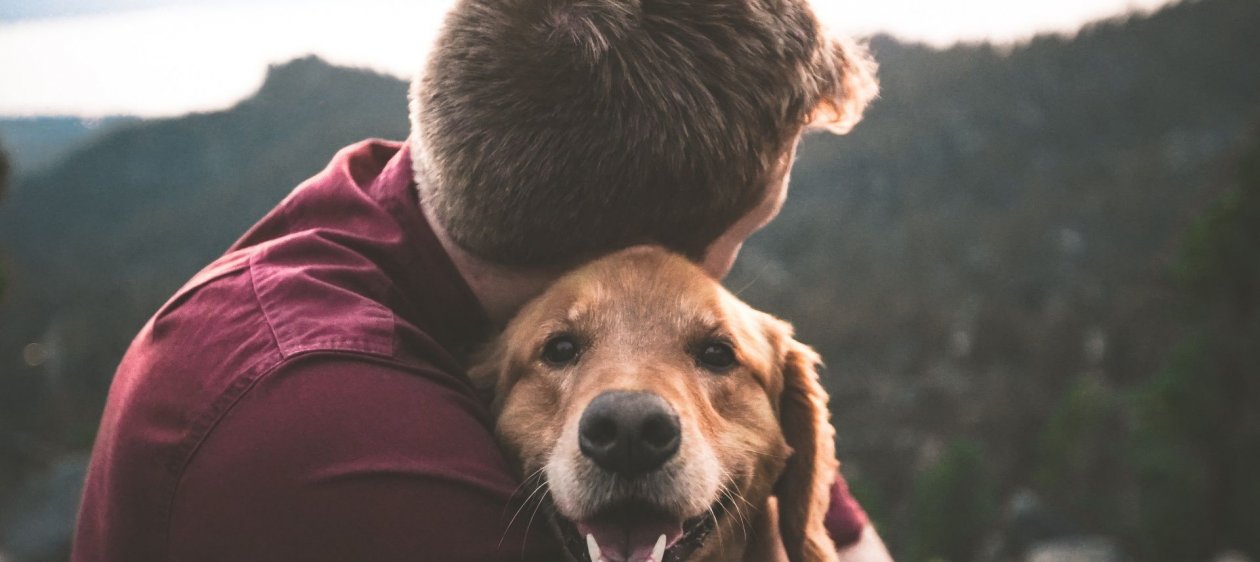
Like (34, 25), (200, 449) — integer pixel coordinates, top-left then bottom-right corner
(0, 0), (1176, 118)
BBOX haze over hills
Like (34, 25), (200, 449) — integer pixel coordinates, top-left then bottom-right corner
(0, 117), (138, 174)
(1, 0), (1258, 560)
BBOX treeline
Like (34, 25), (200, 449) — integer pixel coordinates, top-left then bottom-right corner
(728, 0), (1260, 558)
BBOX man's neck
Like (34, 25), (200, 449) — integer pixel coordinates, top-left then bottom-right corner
(421, 202), (563, 328)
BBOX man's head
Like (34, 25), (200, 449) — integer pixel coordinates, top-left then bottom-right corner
(410, 0), (877, 271)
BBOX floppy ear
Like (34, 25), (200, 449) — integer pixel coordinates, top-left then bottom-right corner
(467, 341), (511, 412)
(773, 326), (840, 562)
(807, 35), (880, 135)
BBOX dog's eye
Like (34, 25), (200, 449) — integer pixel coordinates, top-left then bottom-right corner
(697, 341), (737, 371)
(541, 335), (581, 366)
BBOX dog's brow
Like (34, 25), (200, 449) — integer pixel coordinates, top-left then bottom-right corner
(688, 306), (723, 334)
(566, 303), (586, 323)
(536, 319), (574, 340)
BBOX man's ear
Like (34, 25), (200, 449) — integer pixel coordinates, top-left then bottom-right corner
(769, 319), (840, 562)
(807, 35), (880, 135)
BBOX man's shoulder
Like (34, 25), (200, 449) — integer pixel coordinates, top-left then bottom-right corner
(137, 247), (383, 373)
(111, 233), (451, 463)
(244, 233), (399, 360)
(152, 228), (431, 368)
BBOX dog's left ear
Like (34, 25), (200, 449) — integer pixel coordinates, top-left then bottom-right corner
(467, 341), (510, 412)
(765, 317), (840, 562)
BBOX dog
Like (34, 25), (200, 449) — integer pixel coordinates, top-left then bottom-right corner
(471, 246), (840, 562)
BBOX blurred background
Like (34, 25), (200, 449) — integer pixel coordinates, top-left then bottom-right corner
(1, 0), (1258, 561)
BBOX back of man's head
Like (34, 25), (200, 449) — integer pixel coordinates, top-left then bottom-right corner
(410, 0), (877, 267)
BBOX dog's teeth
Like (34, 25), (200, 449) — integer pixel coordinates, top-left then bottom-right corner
(651, 533), (667, 562)
(586, 534), (602, 562)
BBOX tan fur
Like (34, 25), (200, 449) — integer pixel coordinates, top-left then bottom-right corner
(472, 247), (839, 561)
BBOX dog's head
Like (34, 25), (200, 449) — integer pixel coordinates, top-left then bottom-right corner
(472, 247), (838, 562)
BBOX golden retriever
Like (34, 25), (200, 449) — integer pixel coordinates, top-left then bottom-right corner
(471, 246), (839, 562)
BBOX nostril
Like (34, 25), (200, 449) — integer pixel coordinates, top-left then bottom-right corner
(585, 417), (618, 447)
(640, 414), (679, 449)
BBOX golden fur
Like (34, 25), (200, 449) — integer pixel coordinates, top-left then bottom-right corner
(472, 247), (839, 562)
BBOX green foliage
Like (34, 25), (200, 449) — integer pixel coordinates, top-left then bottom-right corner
(844, 471), (890, 532)
(1129, 335), (1218, 561)
(1178, 140), (1260, 305)
(1176, 189), (1243, 285)
(907, 439), (998, 562)
(1034, 376), (1125, 531)
(1126, 133), (1260, 561)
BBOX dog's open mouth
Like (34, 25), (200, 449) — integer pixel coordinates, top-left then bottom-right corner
(553, 500), (724, 562)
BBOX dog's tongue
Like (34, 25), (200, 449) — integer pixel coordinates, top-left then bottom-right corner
(577, 509), (683, 562)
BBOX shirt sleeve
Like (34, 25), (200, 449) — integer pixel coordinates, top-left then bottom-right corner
(825, 473), (870, 548)
(167, 356), (560, 562)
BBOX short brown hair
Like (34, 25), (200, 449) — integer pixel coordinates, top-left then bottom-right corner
(410, 0), (877, 267)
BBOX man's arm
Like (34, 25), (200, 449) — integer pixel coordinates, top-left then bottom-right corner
(837, 526), (894, 562)
(744, 498), (893, 562)
(745, 475), (893, 562)
(167, 356), (558, 562)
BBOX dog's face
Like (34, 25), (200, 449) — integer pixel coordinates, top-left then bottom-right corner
(472, 247), (838, 562)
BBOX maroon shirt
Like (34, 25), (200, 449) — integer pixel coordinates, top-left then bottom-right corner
(73, 139), (866, 562)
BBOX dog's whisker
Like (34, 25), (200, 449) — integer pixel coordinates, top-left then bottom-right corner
(720, 483), (752, 543)
(503, 467), (547, 508)
(499, 477), (550, 549)
(707, 499), (726, 553)
(724, 444), (784, 459)
(726, 483), (758, 513)
(731, 259), (773, 297)
(734, 496), (753, 541)
(718, 489), (738, 540)
(521, 485), (552, 556)
(715, 470), (755, 544)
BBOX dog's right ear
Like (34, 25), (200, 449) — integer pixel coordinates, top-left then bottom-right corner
(762, 316), (840, 562)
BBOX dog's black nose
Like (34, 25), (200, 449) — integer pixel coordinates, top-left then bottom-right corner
(579, 391), (681, 477)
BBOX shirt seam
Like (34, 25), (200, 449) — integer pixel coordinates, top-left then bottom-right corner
(248, 251), (286, 358)
(160, 258), (286, 560)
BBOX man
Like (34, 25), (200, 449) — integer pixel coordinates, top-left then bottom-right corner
(73, 0), (888, 560)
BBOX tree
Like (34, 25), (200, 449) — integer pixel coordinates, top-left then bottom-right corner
(906, 439), (998, 562)
(1130, 129), (1260, 561)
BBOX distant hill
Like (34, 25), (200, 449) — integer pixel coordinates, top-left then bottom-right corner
(1, 0), (1259, 560)
(741, 0), (1259, 486)
(0, 56), (409, 483)
(726, 0), (1260, 556)
(0, 117), (138, 175)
